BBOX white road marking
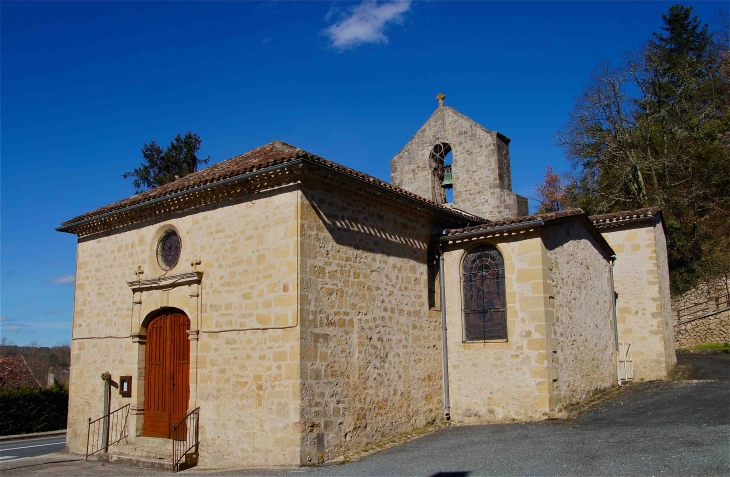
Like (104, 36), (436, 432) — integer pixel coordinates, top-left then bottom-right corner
(0, 441), (66, 452)
(0, 456), (18, 461)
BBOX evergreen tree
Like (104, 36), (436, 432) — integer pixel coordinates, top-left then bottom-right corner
(547, 5), (729, 294)
(124, 132), (210, 193)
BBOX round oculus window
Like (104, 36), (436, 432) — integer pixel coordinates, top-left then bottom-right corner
(157, 231), (181, 270)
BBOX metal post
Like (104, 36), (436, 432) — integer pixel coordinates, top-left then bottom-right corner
(101, 372), (111, 453)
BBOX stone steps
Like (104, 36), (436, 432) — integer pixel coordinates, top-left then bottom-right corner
(101, 452), (173, 471)
(101, 436), (175, 470)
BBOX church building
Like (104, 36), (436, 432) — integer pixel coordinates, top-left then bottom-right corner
(57, 97), (675, 469)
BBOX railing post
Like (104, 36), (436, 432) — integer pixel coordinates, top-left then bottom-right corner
(101, 372), (111, 453)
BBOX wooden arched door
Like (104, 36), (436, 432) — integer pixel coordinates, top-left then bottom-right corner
(144, 310), (190, 439)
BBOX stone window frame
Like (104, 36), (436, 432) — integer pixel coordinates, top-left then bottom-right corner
(461, 243), (508, 342)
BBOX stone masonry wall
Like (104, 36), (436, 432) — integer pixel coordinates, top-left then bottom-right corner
(297, 179), (445, 464)
(442, 231), (554, 424)
(390, 106), (526, 220)
(600, 222), (675, 380)
(674, 310), (730, 348)
(543, 221), (615, 408)
(672, 277), (730, 324)
(67, 186), (303, 468)
(653, 219), (677, 370)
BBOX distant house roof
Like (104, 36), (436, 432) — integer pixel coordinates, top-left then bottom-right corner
(58, 140), (479, 235)
(590, 207), (661, 229)
(0, 356), (41, 390)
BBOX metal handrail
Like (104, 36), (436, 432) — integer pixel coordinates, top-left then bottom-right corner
(86, 404), (130, 459)
(172, 407), (200, 472)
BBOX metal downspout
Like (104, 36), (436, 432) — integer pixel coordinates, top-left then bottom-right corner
(438, 240), (451, 421)
(610, 256), (621, 386)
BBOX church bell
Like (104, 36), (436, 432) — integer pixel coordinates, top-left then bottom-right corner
(441, 166), (453, 189)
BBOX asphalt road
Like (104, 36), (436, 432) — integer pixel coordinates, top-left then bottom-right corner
(0, 354), (727, 476)
(228, 354), (730, 476)
(0, 436), (66, 463)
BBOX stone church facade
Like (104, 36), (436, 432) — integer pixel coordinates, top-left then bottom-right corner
(58, 99), (674, 468)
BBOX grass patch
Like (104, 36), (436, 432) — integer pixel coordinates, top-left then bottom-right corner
(690, 342), (730, 350)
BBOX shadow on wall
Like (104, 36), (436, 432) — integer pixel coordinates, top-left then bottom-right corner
(301, 186), (433, 262)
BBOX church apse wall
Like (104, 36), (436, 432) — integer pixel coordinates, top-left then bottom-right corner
(597, 217), (675, 380)
(298, 178), (445, 464)
(441, 216), (616, 424)
(67, 187), (304, 467)
(543, 220), (615, 408)
(442, 232), (555, 423)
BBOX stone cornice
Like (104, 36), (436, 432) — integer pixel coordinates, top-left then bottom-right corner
(127, 272), (203, 292)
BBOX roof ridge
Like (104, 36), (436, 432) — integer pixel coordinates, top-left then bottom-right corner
(60, 141), (480, 232)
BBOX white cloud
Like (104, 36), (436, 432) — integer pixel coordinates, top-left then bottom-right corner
(0, 316), (29, 332)
(50, 274), (75, 284)
(324, 1), (412, 50)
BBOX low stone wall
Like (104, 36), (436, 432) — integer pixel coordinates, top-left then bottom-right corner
(674, 308), (730, 349)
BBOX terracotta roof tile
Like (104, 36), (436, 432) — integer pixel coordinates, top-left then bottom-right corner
(590, 207), (661, 228)
(444, 209), (584, 236)
(0, 356), (41, 390)
(60, 140), (478, 231)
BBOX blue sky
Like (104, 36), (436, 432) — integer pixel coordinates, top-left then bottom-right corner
(1, 1), (725, 346)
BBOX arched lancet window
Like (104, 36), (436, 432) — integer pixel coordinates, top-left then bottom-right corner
(462, 245), (507, 341)
(430, 142), (452, 204)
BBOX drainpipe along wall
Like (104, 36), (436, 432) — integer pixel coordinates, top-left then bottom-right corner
(610, 256), (621, 386)
(438, 240), (451, 421)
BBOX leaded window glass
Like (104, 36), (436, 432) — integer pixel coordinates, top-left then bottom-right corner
(157, 231), (181, 270)
(462, 245), (507, 341)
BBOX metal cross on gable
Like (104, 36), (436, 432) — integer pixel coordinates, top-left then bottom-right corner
(437, 93), (446, 108)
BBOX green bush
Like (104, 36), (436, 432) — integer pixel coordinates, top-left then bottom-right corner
(0, 383), (68, 435)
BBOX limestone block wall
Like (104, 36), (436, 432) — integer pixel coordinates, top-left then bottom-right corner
(653, 220), (677, 370)
(542, 221), (615, 408)
(674, 310), (730, 348)
(298, 181), (445, 464)
(442, 232), (554, 424)
(67, 186), (303, 467)
(390, 106), (526, 220)
(600, 222), (675, 380)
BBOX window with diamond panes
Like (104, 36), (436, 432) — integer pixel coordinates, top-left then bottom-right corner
(462, 245), (507, 341)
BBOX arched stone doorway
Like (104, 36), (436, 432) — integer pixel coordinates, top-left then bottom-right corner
(143, 308), (190, 438)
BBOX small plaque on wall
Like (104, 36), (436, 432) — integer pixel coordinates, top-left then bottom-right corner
(119, 376), (132, 397)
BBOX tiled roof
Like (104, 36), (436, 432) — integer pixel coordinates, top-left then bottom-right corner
(442, 208), (615, 258)
(444, 209), (584, 236)
(0, 356), (41, 390)
(590, 207), (661, 228)
(60, 140), (478, 231)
